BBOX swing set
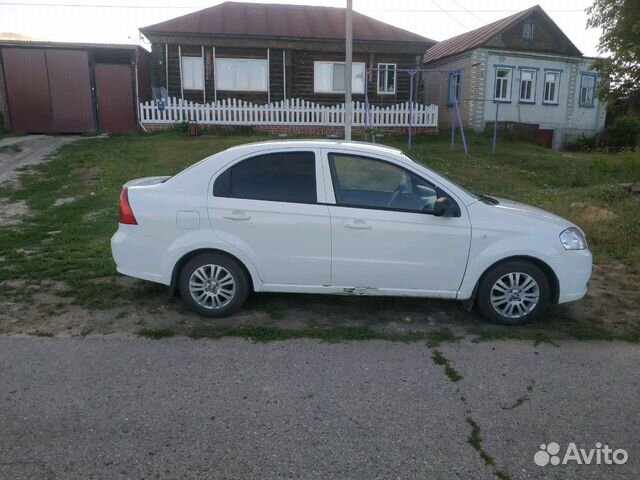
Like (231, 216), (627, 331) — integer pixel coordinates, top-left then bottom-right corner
(363, 66), (468, 154)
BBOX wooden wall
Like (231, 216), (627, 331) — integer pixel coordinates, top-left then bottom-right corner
(153, 41), (422, 106)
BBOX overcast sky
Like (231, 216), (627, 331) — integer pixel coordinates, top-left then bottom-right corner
(0, 0), (601, 56)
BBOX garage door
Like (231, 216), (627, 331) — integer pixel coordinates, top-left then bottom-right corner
(46, 49), (95, 132)
(94, 63), (136, 133)
(2, 48), (52, 132)
(2, 48), (96, 133)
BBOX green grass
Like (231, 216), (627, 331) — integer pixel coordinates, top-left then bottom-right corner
(27, 330), (54, 337)
(0, 143), (22, 154)
(383, 134), (640, 265)
(425, 327), (462, 347)
(466, 417), (494, 466)
(431, 349), (463, 382)
(188, 325), (437, 343)
(0, 131), (271, 308)
(0, 130), (638, 339)
(138, 328), (176, 339)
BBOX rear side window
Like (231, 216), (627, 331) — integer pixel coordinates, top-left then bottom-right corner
(213, 151), (317, 203)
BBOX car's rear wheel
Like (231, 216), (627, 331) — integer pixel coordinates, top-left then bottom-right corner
(476, 260), (550, 325)
(179, 252), (249, 318)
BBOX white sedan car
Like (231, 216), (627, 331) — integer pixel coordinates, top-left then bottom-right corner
(111, 140), (591, 325)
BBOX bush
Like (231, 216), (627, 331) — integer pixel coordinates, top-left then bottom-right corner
(603, 116), (640, 150)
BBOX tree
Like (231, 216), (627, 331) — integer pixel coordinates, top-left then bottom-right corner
(587, 0), (640, 114)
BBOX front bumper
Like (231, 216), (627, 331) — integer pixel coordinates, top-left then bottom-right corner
(551, 249), (593, 304)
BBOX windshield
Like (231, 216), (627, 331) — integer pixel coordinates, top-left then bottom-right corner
(403, 152), (479, 200)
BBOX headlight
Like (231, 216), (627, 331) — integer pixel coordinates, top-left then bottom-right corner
(560, 227), (587, 250)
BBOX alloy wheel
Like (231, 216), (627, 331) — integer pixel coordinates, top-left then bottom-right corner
(188, 264), (236, 310)
(490, 272), (540, 319)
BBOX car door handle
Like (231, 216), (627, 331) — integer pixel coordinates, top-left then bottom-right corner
(223, 210), (251, 221)
(344, 219), (372, 229)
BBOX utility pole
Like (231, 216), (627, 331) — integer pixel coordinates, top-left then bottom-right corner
(344, 0), (353, 141)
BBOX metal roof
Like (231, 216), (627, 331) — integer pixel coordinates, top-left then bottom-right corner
(140, 1), (434, 45)
(0, 39), (145, 51)
(423, 5), (581, 64)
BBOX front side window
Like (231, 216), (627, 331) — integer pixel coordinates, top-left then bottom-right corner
(213, 152), (316, 203)
(328, 153), (440, 213)
(215, 58), (268, 92)
(519, 68), (536, 103)
(181, 56), (204, 91)
(448, 71), (461, 106)
(494, 67), (512, 102)
(579, 73), (596, 107)
(377, 63), (396, 94)
(314, 62), (365, 94)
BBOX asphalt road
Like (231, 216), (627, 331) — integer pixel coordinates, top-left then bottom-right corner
(0, 337), (638, 480)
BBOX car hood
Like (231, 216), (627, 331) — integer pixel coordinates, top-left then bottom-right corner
(490, 197), (574, 229)
(124, 176), (171, 188)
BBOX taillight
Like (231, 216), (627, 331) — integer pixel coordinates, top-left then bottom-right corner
(119, 188), (138, 225)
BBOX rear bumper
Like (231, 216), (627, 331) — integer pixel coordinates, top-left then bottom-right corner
(551, 249), (592, 304)
(111, 225), (169, 285)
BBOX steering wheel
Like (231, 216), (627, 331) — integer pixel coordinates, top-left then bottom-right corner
(386, 183), (406, 207)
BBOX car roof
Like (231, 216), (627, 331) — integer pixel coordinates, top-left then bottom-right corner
(223, 139), (404, 156)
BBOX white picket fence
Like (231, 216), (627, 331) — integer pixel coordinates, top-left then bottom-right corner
(139, 97), (438, 128)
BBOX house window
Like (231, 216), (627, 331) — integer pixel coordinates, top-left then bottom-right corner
(215, 58), (268, 92)
(448, 71), (461, 106)
(181, 56), (204, 91)
(519, 68), (537, 103)
(523, 22), (535, 40)
(494, 67), (512, 102)
(377, 63), (396, 94)
(579, 73), (596, 107)
(543, 70), (561, 104)
(314, 61), (365, 94)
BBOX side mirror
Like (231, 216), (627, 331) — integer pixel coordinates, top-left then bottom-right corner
(433, 197), (457, 217)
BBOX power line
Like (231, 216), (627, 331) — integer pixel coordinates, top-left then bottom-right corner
(0, 2), (588, 12)
(429, 0), (470, 29)
(449, 0), (486, 24)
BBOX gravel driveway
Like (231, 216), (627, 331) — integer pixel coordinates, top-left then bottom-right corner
(0, 135), (86, 184)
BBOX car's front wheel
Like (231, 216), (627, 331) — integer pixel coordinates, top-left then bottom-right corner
(179, 252), (249, 318)
(476, 260), (550, 325)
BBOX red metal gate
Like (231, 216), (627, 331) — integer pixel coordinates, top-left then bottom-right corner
(46, 49), (95, 132)
(1, 48), (96, 133)
(94, 63), (136, 133)
(2, 48), (52, 132)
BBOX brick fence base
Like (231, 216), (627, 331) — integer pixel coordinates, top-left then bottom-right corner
(142, 123), (438, 137)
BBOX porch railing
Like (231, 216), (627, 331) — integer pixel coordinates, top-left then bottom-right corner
(139, 97), (438, 128)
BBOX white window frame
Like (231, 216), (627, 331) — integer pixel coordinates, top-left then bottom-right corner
(314, 61), (365, 94)
(519, 68), (537, 103)
(493, 66), (513, 102)
(543, 69), (562, 105)
(579, 73), (597, 108)
(181, 56), (204, 91)
(377, 63), (397, 95)
(214, 58), (268, 92)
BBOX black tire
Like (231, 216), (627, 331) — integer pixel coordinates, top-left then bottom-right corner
(476, 260), (550, 325)
(178, 252), (249, 318)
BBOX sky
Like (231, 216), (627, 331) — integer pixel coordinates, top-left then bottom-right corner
(0, 0), (602, 56)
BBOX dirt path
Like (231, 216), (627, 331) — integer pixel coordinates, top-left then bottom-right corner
(0, 135), (85, 184)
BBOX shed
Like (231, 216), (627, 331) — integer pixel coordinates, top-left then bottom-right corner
(0, 41), (152, 133)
